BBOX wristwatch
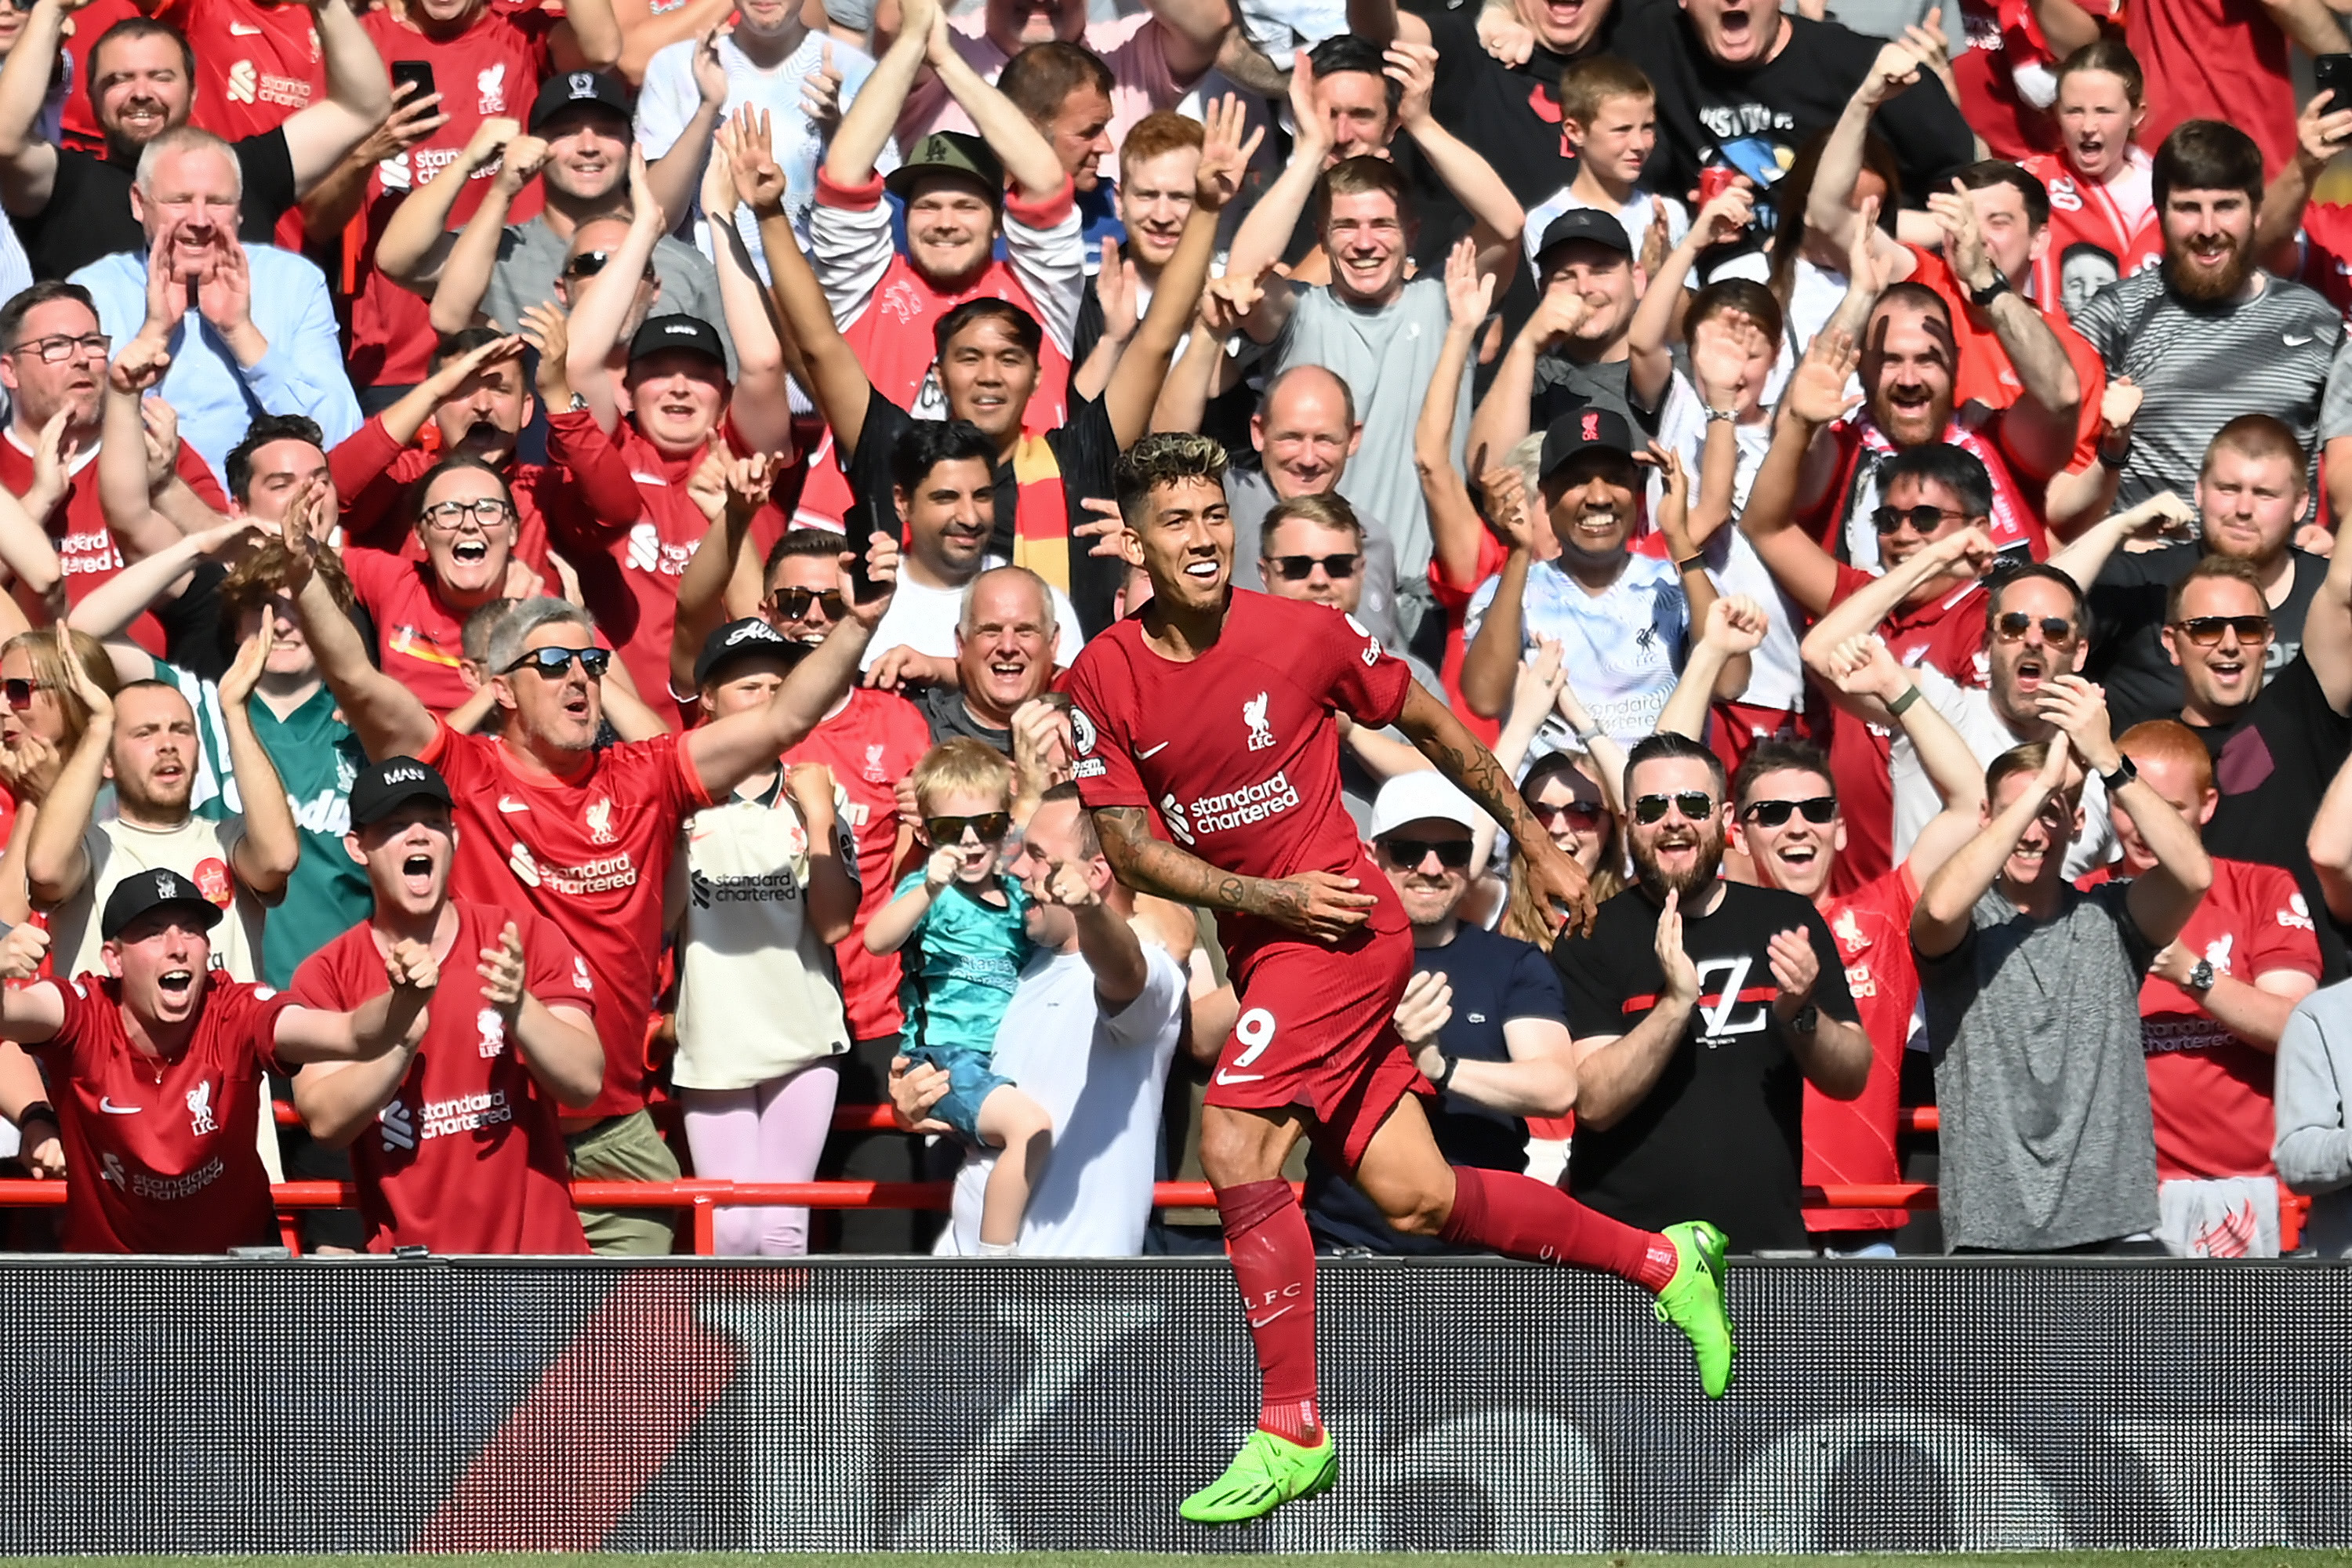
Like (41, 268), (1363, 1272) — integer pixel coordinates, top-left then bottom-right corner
(1966, 269), (2011, 307)
(1788, 1002), (1819, 1036)
(2100, 755), (2140, 795)
(2187, 958), (2217, 993)
(1429, 1054), (1458, 1093)
(568, 392), (590, 413)
(1704, 405), (1740, 424)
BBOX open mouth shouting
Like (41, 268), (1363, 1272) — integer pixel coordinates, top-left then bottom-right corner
(400, 852), (437, 899)
(157, 967), (196, 1002)
(449, 537), (491, 568)
(114, 93), (170, 140)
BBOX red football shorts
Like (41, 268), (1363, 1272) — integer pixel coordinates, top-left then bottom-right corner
(1209, 921), (1424, 1168)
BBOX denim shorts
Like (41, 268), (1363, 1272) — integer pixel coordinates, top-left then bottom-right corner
(904, 1045), (1013, 1148)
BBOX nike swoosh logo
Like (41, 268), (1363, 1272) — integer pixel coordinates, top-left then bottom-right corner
(1214, 1070), (1264, 1085)
(497, 796), (529, 814)
(100, 1098), (140, 1114)
(1247, 1305), (1294, 1329)
(228, 20), (262, 32)
(1137, 741), (1171, 758)
(2285, 333), (2316, 346)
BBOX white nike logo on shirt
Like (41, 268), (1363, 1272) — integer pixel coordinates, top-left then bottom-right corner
(497, 796), (529, 814)
(1137, 741), (1171, 758)
(228, 20), (263, 32)
(99, 1098), (140, 1114)
(1247, 1305), (1294, 1329)
(1214, 1069), (1264, 1085)
(2285, 332), (2317, 346)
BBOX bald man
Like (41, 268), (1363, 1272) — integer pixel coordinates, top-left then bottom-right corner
(1227, 364), (1406, 652)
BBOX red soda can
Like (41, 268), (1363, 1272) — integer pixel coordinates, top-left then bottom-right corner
(1697, 165), (1742, 205)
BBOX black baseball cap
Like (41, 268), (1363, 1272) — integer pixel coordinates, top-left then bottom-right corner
(884, 130), (1004, 203)
(100, 869), (223, 942)
(1534, 208), (1633, 272)
(349, 757), (454, 828)
(529, 70), (632, 133)
(1537, 404), (1638, 482)
(695, 617), (804, 688)
(627, 314), (729, 374)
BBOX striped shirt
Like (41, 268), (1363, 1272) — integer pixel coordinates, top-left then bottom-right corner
(2070, 269), (2343, 508)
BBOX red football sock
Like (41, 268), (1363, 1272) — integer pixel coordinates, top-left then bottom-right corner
(1218, 1178), (1323, 1444)
(1440, 1164), (1679, 1292)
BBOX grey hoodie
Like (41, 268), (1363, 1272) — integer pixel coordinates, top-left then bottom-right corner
(2273, 978), (2352, 1255)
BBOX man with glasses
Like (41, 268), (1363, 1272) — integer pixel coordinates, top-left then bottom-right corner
(280, 477), (902, 1254)
(2162, 550), (2352, 979)
(0, 281), (227, 630)
(1726, 636), (1986, 1257)
(1555, 731), (1869, 1256)
(1305, 771), (1576, 1256)
(1913, 680), (2212, 1253)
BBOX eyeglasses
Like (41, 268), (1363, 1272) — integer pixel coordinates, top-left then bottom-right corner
(1994, 611), (2077, 643)
(501, 646), (612, 679)
(1268, 554), (1360, 581)
(419, 497), (515, 531)
(1530, 797), (1606, 829)
(768, 586), (845, 621)
(925, 812), (1011, 844)
(562, 250), (658, 282)
(1632, 790), (1715, 825)
(1871, 503), (1965, 536)
(2, 677), (48, 706)
(2174, 614), (2274, 646)
(1741, 796), (1837, 827)
(6, 332), (108, 364)
(1378, 836), (1474, 869)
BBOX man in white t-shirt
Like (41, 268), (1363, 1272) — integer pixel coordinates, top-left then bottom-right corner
(895, 782), (1185, 1257)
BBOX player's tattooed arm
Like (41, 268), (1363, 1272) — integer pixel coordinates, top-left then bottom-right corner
(1090, 806), (1375, 942)
(1395, 681), (1596, 932)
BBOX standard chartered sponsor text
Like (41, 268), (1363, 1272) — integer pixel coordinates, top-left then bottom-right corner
(1186, 771), (1301, 835)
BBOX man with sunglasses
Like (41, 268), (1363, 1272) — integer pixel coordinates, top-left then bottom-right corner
(1726, 636), (1987, 1257)
(1557, 731), (1871, 1258)
(2162, 550), (2352, 980)
(281, 477), (902, 1253)
(1304, 771), (1576, 1257)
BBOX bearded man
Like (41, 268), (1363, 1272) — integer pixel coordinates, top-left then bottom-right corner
(1550, 732), (1871, 1255)
(2074, 119), (2343, 510)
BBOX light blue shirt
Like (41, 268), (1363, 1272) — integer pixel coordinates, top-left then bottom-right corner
(68, 243), (361, 488)
(1464, 552), (1691, 751)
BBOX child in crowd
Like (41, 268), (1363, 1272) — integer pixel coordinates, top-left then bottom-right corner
(1522, 57), (1689, 277)
(864, 738), (1054, 1254)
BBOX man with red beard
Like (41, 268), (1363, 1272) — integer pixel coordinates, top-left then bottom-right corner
(2071, 120), (2342, 512)
(1726, 635), (1983, 1256)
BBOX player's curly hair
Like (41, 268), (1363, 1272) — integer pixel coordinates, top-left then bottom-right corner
(1113, 433), (1229, 525)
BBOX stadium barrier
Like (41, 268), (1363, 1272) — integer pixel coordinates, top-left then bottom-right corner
(1, 1254), (2347, 1554)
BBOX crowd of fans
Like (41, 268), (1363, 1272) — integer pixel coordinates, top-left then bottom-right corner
(0, 0), (2349, 1262)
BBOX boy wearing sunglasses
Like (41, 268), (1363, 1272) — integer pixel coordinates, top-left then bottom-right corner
(863, 739), (1054, 1254)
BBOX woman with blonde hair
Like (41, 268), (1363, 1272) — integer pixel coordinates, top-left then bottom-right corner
(1501, 749), (1625, 953)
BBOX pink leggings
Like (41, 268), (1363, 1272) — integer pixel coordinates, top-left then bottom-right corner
(678, 1062), (840, 1257)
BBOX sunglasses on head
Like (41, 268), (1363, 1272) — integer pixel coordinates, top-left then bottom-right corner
(1994, 611), (2075, 643)
(1871, 503), (1965, 536)
(502, 646), (612, 679)
(2175, 613), (2273, 646)
(1532, 797), (1607, 829)
(1379, 836), (1474, 869)
(768, 586), (845, 621)
(1268, 553), (1359, 581)
(1741, 796), (1837, 827)
(1632, 790), (1715, 825)
(2, 677), (47, 706)
(926, 812), (1011, 845)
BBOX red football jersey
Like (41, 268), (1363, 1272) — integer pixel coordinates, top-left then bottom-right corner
(30, 970), (297, 1254)
(2020, 151), (2164, 314)
(1822, 573), (1988, 894)
(782, 686), (933, 1041)
(183, 0), (320, 142)
(340, 546), (480, 717)
(345, 5), (552, 390)
(0, 430), (227, 657)
(2126, 857), (2318, 1180)
(1065, 590), (1413, 959)
(419, 722), (713, 1120)
(1806, 865), (1922, 1231)
(292, 901), (592, 1254)
(2294, 201), (2352, 321)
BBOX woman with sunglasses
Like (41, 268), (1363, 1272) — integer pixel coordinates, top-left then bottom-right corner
(1502, 751), (1624, 952)
(670, 616), (859, 1256)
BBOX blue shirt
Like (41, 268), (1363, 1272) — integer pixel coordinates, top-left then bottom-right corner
(1464, 552), (1690, 750)
(894, 870), (1035, 1062)
(69, 243), (361, 488)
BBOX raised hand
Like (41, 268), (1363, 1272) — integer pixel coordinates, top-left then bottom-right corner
(1073, 495), (1129, 560)
(2111, 490), (2197, 541)
(844, 529), (899, 626)
(1287, 49), (1329, 161)
(108, 332), (170, 397)
(1479, 466), (1540, 554)
(1384, 41), (1438, 129)
(493, 132), (549, 194)
(1034, 855), (1104, 910)
(194, 232), (253, 336)
(1196, 270), (1264, 339)
(477, 920), (526, 1011)
(1094, 238), (1138, 343)
(921, 843), (962, 891)
(1688, 180), (1754, 251)
(1927, 176), (1994, 292)
(1859, 37), (1926, 107)
(422, 332), (525, 402)
(1655, 888), (1699, 1005)
(1786, 325), (1862, 426)
(800, 41), (845, 130)
(1766, 927), (1820, 1020)
(2299, 86), (2352, 167)
(354, 80), (448, 167)
(1443, 234), (1494, 332)
(1703, 593), (1769, 655)
(1395, 968), (1452, 1048)
(1193, 92), (1261, 212)
(2100, 376), (2143, 440)
(462, 114), (520, 174)
(0, 920), (47, 982)
(1476, 0), (1534, 65)
(2035, 673), (2118, 772)
(1922, 522), (1998, 583)
(517, 301), (572, 405)
(1513, 635), (1566, 719)
(691, 22), (730, 107)
(52, 619), (108, 728)
(626, 142), (663, 230)
(216, 618), (273, 709)
(1823, 631), (1909, 704)
(27, 408), (73, 517)
(1010, 696), (1073, 786)
(686, 445), (730, 524)
(724, 104), (786, 216)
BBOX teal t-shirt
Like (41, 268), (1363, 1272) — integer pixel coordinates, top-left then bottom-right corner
(252, 686), (372, 988)
(894, 870), (1034, 1061)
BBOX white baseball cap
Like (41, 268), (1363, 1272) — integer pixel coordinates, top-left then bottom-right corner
(1367, 772), (1483, 842)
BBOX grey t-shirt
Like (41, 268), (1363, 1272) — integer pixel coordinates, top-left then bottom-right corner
(481, 216), (738, 376)
(1224, 464), (1404, 653)
(1917, 881), (2161, 1252)
(1269, 275), (1466, 593)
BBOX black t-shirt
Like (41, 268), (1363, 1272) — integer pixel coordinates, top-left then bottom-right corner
(845, 385), (1127, 641)
(1613, 8), (1976, 222)
(2086, 544), (2328, 731)
(1069, 280), (1257, 458)
(2197, 652), (2352, 978)
(1307, 923), (1565, 1254)
(1555, 879), (1857, 1252)
(1410, 0), (1606, 210)
(915, 682), (1011, 755)
(20, 131), (299, 281)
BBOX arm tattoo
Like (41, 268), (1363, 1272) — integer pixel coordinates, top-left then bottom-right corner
(1090, 805), (1294, 919)
(1399, 686), (1547, 848)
